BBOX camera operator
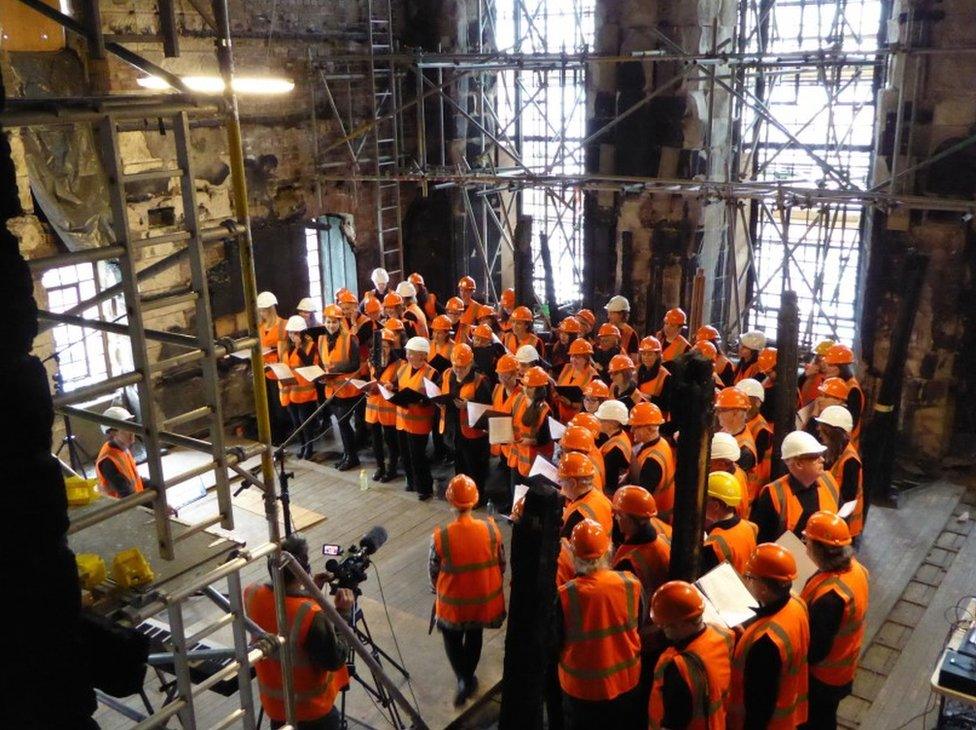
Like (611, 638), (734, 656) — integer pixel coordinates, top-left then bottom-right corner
(244, 535), (355, 730)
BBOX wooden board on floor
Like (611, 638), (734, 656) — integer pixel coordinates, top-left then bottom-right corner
(232, 486), (328, 532)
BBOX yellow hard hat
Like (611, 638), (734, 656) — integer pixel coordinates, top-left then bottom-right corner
(814, 339), (836, 356)
(707, 471), (741, 507)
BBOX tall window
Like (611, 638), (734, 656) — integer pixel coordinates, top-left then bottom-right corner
(741, 0), (882, 346)
(304, 226), (324, 310)
(495, 0), (594, 305)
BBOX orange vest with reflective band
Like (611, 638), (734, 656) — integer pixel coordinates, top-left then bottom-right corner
(732, 428), (762, 500)
(243, 584), (348, 722)
(616, 322), (638, 354)
(586, 447), (606, 492)
(832, 443), (864, 538)
(96, 441), (144, 498)
(558, 569), (642, 701)
(847, 378), (865, 448)
(733, 359), (761, 384)
(762, 474), (840, 538)
(556, 364), (596, 422)
(366, 361), (399, 427)
(612, 536), (671, 605)
(705, 518), (758, 574)
(503, 331), (544, 357)
(260, 317), (286, 380)
(395, 363), (438, 434)
(801, 559), (869, 686)
(649, 625), (734, 730)
(660, 334), (690, 362)
(747, 414), (773, 486)
(433, 514), (506, 629)
(730, 465), (751, 518)
(799, 372), (823, 407)
(638, 365), (670, 398)
(318, 331), (358, 399)
(600, 431), (633, 494)
(729, 595), (810, 730)
(632, 439), (676, 522)
(280, 340), (320, 407)
(441, 369), (488, 440)
(508, 393), (553, 476)
(563, 488), (614, 534)
(422, 293), (438, 322)
(348, 315), (372, 377)
(490, 383), (519, 458)
(405, 303), (429, 338)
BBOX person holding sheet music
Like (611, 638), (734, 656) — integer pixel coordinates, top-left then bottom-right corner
(508, 366), (554, 479)
(394, 337), (440, 501)
(554, 338), (598, 423)
(397, 281), (429, 338)
(815, 406), (864, 541)
(488, 354), (521, 509)
(281, 316), (321, 460)
(337, 290), (373, 453)
(656, 308), (691, 363)
(470, 324), (505, 383)
(440, 344), (493, 496)
(257, 290), (290, 443)
(366, 328), (403, 483)
(318, 305), (362, 471)
(427, 315), (455, 464)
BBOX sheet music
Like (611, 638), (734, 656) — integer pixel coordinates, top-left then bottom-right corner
(294, 365), (326, 382)
(695, 587), (727, 629)
(349, 378), (376, 391)
(796, 402), (815, 429)
(378, 383), (395, 400)
(492, 333), (504, 345)
(229, 350), (252, 360)
(776, 529), (820, 593)
(488, 417), (514, 445)
(423, 378), (442, 398)
(528, 455), (559, 484)
(548, 417), (567, 440)
(838, 500), (857, 519)
(266, 363), (294, 380)
(695, 562), (758, 627)
(467, 402), (491, 425)
(511, 484), (530, 514)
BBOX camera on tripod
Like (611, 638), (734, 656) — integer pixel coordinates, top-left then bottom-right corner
(321, 526), (387, 595)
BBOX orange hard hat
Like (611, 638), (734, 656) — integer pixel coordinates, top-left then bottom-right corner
(651, 581), (705, 625)
(695, 325), (720, 342)
(384, 317), (405, 332)
(431, 315), (453, 331)
(451, 343), (474, 367)
(608, 354), (636, 373)
(500, 288), (516, 308)
(337, 290), (359, 305)
(576, 308), (596, 327)
(496, 353), (519, 374)
(559, 316), (583, 334)
(757, 346), (778, 374)
(472, 324), (494, 340)
(334, 287), (350, 301)
(583, 380), (610, 399)
(522, 366), (549, 388)
(322, 304), (343, 319)
(560, 425), (595, 452)
(408, 272), (425, 287)
(478, 304), (496, 320)
(715, 386), (750, 410)
(639, 336), (663, 353)
(568, 338), (594, 356)
(458, 275), (477, 291)
(446, 297), (465, 313)
(692, 340), (717, 361)
(382, 292), (403, 308)
(569, 411), (601, 436)
(364, 298), (382, 315)
(570, 518), (610, 559)
(446, 474), (478, 509)
(664, 308), (687, 326)
(803, 510), (853, 547)
(824, 343), (854, 366)
(380, 329), (399, 344)
(511, 306), (533, 322)
(745, 543), (797, 582)
(629, 401), (664, 427)
(818, 377), (851, 400)
(611, 485), (657, 518)
(598, 323), (621, 339)
(558, 450), (596, 478)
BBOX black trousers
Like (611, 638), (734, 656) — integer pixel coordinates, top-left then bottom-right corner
(487, 455), (513, 509)
(399, 430), (432, 495)
(353, 397), (368, 449)
(329, 396), (359, 461)
(455, 435), (489, 496)
(270, 706), (340, 729)
(801, 677), (850, 730)
(440, 627), (483, 683)
(287, 401), (318, 452)
(266, 379), (291, 445)
(370, 423), (399, 469)
(562, 683), (643, 730)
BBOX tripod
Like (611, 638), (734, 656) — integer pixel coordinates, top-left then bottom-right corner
(338, 596), (410, 730)
(51, 359), (94, 473)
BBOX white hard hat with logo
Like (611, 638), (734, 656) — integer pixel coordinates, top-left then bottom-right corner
(405, 336), (430, 354)
(815, 405), (853, 434)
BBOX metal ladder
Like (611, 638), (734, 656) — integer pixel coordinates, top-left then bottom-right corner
(366, 0), (404, 279)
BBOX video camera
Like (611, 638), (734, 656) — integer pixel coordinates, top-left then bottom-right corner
(322, 526), (388, 595)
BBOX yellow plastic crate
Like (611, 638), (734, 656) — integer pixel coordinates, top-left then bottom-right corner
(76, 553), (106, 590)
(65, 476), (100, 506)
(111, 548), (155, 589)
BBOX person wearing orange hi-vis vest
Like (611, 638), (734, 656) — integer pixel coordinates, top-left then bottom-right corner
(610, 485), (671, 606)
(429, 475), (506, 708)
(700, 471), (758, 575)
(605, 295), (639, 355)
(709, 432), (751, 517)
(628, 402), (676, 523)
(282, 315), (321, 460)
(440, 344), (492, 494)
(317, 305), (361, 471)
(636, 336), (672, 417)
(821, 344), (865, 449)
(555, 338), (599, 422)
(366, 328), (403, 483)
(655, 308), (690, 362)
(715, 387), (760, 499)
(595, 399), (632, 496)
(733, 330), (766, 384)
(393, 337), (439, 501)
(816, 405), (865, 541)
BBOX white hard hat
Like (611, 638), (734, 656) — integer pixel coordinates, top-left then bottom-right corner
(296, 297), (316, 312)
(102, 405), (135, 433)
(739, 330), (766, 351)
(256, 291), (278, 309)
(711, 432), (741, 461)
(396, 281), (417, 298)
(595, 399), (629, 424)
(781, 430), (827, 460)
(816, 405), (853, 434)
(605, 295), (630, 313)
(736, 378), (765, 403)
(515, 344), (540, 364)
(405, 336), (430, 354)
(285, 315), (307, 333)
(371, 267), (390, 285)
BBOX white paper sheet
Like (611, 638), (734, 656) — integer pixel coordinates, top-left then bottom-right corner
(262, 347), (276, 357)
(528, 455), (559, 483)
(695, 562), (758, 627)
(838, 500), (858, 519)
(294, 365), (326, 382)
(229, 350), (253, 360)
(349, 379), (376, 391)
(467, 402), (491, 425)
(776, 529), (820, 593)
(492, 333), (504, 345)
(423, 377), (442, 398)
(378, 383), (395, 400)
(694, 587), (727, 629)
(488, 417), (514, 445)
(548, 417), (567, 440)
(266, 363), (294, 380)
(796, 402), (815, 430)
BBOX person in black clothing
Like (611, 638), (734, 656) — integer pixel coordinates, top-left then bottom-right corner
(592, 324), (621, 380)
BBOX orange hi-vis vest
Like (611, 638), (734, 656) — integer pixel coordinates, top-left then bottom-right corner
(422, 293), (438, 322)
(348, 314), (372, 378)
(96, 441), (144, 498)
(704, 518), (758, 574)
(260, 316), (287, 380)
(490, 383), (519, 458)
(503, 331), (544, 357)
(762, 474), (840, 538)
(318, 331), (359, 399)
(729, 595), (810, 730)
(556, 363), (596, 422)
(660, 334), (690, 362)
(557, 488), (614, 586)
(586, 446), (607, 492)
(649, 625), (734, 730)
(731, 428), (761, 500)
(733, 358), (762, 384)
(731, 465), (751, 518)
(612, 536), (671, 605)
(509, 393), (553, 476)
(433, 514), (506, 630)
(243, 584), (348, 722)
(617, 322), (638, 354)
(832, 442), (864, 538)
(441, 369), (488, 440)
(558, 569), (642, 701)
(600, 430), (633, 493)
(281, 340), (320, 407)
(747, 413), (773, 486)
(427, 340), (454, 369)
(405, 303), (429, 338)
(799, 372), (823, 407)
(395, 363), (438, 434)
(632, 439), (677, 522)
(638, 364), (670, 399)
(366, 361), (399, 427)
(847, 377), (865, 448)
(800, 559), (869, 686)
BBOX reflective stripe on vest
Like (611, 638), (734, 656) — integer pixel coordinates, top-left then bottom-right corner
(800, 560), (869, 685)
(649, 625), (732, 730)
(260, 317), (286, 379)
(612, 538), (670, 604)
(320, 332), (358, 399)
(95, 442), (144, 498)
(631, 440), (676, 522)
(395, 363), (437, 433)
(434, 517), (506, 628)
(767, 474), (840, 537)
(832, 445), (864, 538)
(281, 341), (319, 406)
(510, 393), (552, 476)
